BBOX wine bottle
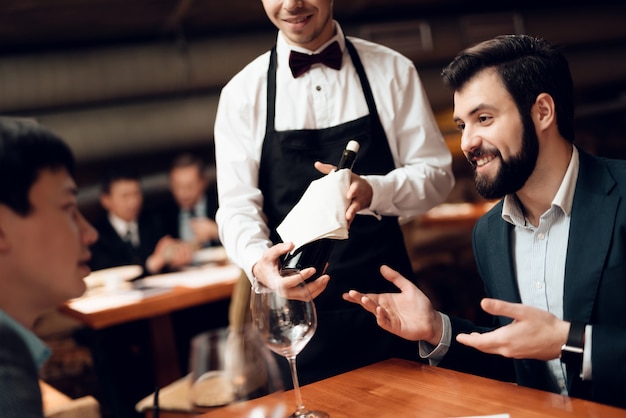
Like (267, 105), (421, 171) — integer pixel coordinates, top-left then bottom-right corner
(279, 140), (360, 280)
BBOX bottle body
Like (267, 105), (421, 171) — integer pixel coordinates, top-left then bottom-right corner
(279, 238), (335, 278)
(279, 140), (359, 280)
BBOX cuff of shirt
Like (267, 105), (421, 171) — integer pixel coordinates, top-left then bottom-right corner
(581, 324), (592, 380)
(361, 174), (387, 216)
(418, 312), (451, 366)
(242, 245), (271, 283)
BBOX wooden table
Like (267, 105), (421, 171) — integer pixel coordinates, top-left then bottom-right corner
(59, 263), (242, 387)
(199, 358), (625, 417)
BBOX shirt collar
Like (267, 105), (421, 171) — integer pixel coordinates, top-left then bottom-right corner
(108, 212), (138, 238)
(181, 196), (207, 217)
(194, 196), (207, 216)
(276, 20), (345, 59)
(0, 310), (51, 370)
(502, 146), (579, 225)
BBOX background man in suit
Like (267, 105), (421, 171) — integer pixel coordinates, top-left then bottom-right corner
(89, 166), (193, 275)
(85, 166), (205, 417)
(344, 34), (626, 409)
(161, 153), (220, 249)
(0, 118), (98, 417)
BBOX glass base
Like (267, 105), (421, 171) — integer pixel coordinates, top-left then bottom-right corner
(289, 410), (329, 418)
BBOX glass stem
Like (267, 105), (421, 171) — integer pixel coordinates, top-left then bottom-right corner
(287, 355), (307, 414)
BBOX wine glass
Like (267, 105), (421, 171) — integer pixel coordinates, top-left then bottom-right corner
(188, 325), (287, 417)
(250, 280), (329, 418)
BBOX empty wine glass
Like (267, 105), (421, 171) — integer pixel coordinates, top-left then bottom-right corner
(250, 280), (329, 418)
(188, 325), (287, 417)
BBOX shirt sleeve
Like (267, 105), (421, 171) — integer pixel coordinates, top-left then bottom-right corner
(418, 312), (452, 365)
(363, 58), (455, 218)
(581, 324), (592, 380)
(214, 61), (273, 280)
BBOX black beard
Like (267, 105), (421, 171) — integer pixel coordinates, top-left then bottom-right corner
(473, 117), (539, 200)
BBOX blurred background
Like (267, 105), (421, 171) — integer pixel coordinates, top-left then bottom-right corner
(1, 0), (625, 211)
(1, 1), (624, 416)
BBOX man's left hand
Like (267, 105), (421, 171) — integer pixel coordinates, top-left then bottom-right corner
(456, 298), (570, 361)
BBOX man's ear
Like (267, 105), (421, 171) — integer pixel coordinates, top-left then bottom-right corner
(0, 206), (11, 252)
(100, 194), (111, 211)
(533, 93), (556, 130)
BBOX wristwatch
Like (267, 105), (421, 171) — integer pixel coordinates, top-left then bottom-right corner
(560, 321), (585, 373)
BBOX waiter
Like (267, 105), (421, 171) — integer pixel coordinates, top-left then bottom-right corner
(214, 0), (454, 387)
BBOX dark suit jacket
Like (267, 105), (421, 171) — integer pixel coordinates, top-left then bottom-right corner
(0, 319), (45, 417)
(159, 187), (220, 247)
(89, 211), (167, 276)
(439, 149), (626, 409)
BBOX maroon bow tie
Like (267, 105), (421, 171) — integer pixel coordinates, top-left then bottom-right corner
(288, 41), (343, 78)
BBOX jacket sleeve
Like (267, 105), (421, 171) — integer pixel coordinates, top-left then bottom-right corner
(0, 323), (45, 417)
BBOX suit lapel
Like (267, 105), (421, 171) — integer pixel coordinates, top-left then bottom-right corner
(563, 150), (618, 322)
(485, 206), (521, 325)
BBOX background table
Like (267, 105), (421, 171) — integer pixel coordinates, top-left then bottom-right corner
(200, 358), (625, 417)
(60, 263), (241, 386)
(59, 263), (242, 418)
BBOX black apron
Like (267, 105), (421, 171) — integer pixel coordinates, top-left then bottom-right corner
(259, 39), (419, 386)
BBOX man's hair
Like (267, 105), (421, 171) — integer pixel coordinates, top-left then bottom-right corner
(170, 152), (207, 179)
(441, 34), (575, 143)
(0, 118), (75, 215)
(100, 165), (141, 195)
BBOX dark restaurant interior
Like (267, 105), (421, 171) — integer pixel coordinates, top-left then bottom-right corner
(1, 1), (625, 417)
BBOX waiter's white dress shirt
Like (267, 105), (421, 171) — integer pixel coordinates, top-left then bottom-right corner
(214, 21), (454, 278)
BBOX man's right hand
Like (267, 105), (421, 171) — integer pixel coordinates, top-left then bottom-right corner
(342, 265), (443, 346)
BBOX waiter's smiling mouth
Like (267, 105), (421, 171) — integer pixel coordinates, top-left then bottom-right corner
(283, 14), (313, 26)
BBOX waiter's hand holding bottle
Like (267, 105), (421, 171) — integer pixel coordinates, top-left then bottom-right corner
(313, 160), (372, 226)
(251, 242), (330, 300)
(253, 140), (363, 298)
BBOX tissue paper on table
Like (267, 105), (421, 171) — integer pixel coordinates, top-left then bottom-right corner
(277, 169), (351, 253)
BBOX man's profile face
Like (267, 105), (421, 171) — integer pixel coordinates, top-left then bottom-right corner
(453, 69), (538, 199)
(2, 168), (98, 308)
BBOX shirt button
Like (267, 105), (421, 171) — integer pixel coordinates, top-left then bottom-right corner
(536, 282), (544, 290)
(315, 85), (321, 91)
(537, 232), (545, 240)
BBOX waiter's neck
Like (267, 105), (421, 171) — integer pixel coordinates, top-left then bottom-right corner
(280, 20), (337, 52)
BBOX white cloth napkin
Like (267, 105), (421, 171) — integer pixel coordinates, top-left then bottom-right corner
(277, 169), (351, 253)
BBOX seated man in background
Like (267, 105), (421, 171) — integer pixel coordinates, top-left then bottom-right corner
(0, 117), (98, 417)
(84, 164), (229, 418)
(158, 153), (229, 371)
(89, 165), (193, 276)
(160, 153), (220, 250)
